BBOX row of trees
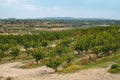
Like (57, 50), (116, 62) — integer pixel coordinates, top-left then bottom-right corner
(75, 29), (120, 57)
(25, 46), (74, 72)
(0, 26), (120, 71)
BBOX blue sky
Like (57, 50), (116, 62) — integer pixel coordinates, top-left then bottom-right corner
(0, 0), (120, 19)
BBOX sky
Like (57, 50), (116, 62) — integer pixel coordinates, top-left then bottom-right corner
(0, 0), (120, 19)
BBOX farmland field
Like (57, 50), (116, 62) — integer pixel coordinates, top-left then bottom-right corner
(1, 0), (120, 79)
(0, 19), (120, 80)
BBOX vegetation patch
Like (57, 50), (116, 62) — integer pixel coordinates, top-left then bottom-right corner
(59, 53), (120, 73)
(19, 62), (44, 69)
(0, 26), (120, 74)
(108, 64), (120, 73)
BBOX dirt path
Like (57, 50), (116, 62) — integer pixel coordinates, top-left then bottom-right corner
(0, 62), (120, 80)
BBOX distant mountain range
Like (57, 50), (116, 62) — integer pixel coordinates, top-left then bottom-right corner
(40, 17), (113, 20)
(3, 17), (114, 20)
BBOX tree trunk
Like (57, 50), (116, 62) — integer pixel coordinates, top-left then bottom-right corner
(78, 50), (81, 55)
(13, 56), (15, 60)
(0, 59), (1, 62)
(113, 50), (116, 54)
(54, 67), (57, 72)
(36, 60), (38, 64)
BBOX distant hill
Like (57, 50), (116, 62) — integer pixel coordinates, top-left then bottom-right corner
(41, 17), (78, 20)
(2, 17), (113, 20)
(40, 17), (112, 20)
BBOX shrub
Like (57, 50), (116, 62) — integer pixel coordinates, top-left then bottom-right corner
(10, 47), (20, 59)
(52, 46), (67, 57)
(110, 64), (119, 69)
(0, 53), (5, 62)
(45, 57), (62, 72)
(89, 55), (97, 62)
(41, 40), (48, 47)
(32, 50), (44, 64)
(81, 57), (89, 65)
(64, 65), (79, 71)
(26, 49), (34, 56)
(108, 64), (120, 73)
(64, 54), (75, 65)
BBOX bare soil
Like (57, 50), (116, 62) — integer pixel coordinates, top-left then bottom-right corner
(0, 62), (120, 80)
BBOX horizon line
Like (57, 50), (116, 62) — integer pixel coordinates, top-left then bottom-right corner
(0, 17), (119, 20)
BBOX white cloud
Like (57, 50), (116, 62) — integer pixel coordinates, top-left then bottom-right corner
(47, 7), (64, 12)
(0, 0), (39, 11)
(24, 4), (39, 10)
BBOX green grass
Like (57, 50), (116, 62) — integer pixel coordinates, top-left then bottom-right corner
(1, 51), (120, 74)
(59, 53), (120, 73)
(108, 67), (120, 73)
(19, 62), (43, 69)
(0, 54), (33, 64)
(15, 52), (120, 72)
(108, 63), (120, 73)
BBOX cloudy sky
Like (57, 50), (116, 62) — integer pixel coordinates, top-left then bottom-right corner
(0, 0), (120, 19)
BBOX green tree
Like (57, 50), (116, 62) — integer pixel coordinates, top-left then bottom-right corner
(102, 40), (111, 56)
(60, 38), (72, 47)
(10, 47), (20, 59)
(94, 34), (104, 46)
(26, 49), (34, 56)
(32, 50), (44, 64)
(45, 57), (62, 72)
(46, 34), (56, 41)
(64, 54), (74, 65)
(0, 44), (10, 53)
(92, 46), (102, 57)
(0, 53), (5, 62)
(74, 38), (86, 54)
(41, 40), (48, 47)
(53, 46), (66, 57)
(110, 40), (119, 54)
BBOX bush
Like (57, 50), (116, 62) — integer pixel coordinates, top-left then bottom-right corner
(10, 47), (20, 59)
(41, 40), (48, 47)
(0, 53), (5, 62)
(111, 64), (119, 69)
(108, 68), (120, 73)
(32, 50), (44, 64)
(89, 55), (97, 62)
(52, 46), (67, 57)
(63, 65), (79, 71)
(26, 49), (34, 56)
(64, 54), (74, 65)
(45, 57), (62, 72)
(108, 64), (120, 73)
(81, 57), (89, 65)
